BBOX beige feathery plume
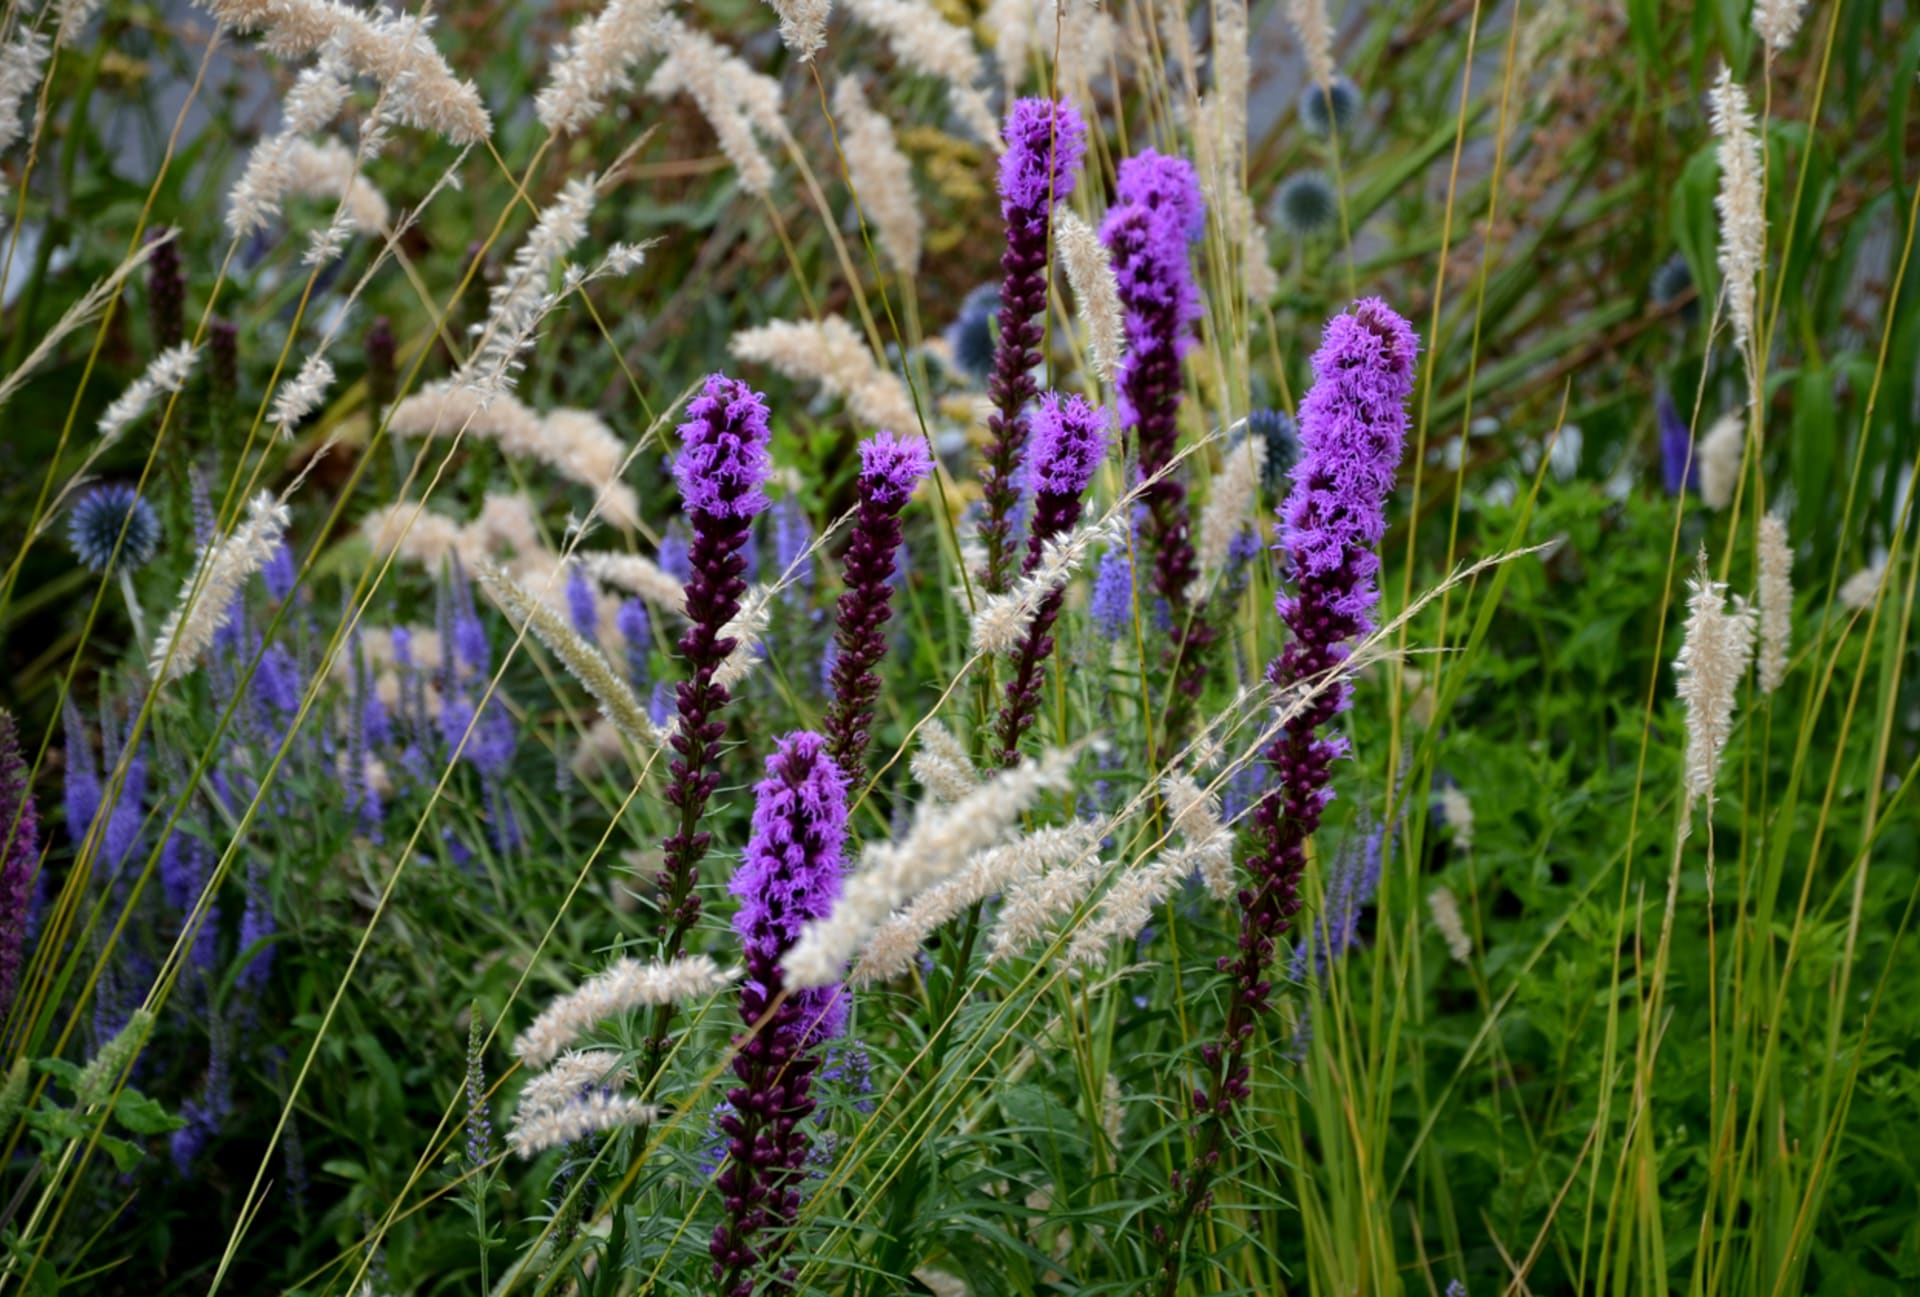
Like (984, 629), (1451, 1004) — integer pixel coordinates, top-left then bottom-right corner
(513, 954), (735, 1067)
(1697, 413), (1743, 510)
(712, 583), (773, 692)
(764, 0), (830, 61)
(270, 352), (335, 439)
(913, 1271), (970, 1297)
(0, 28), (50, 189)
(971, 511), (1125, 654)
(461, 176), (599, 397)
(1756, 512), (1792, 693)
(474, 564), (664, 753)
(1708, 65), (1765, 369)
(508, 1090), (659, 1157)
(197, 0), (490, 143)
(387, 384), (640, 528)
(988, 0), (1115, 101)
(1838, 554), (1887, 612)
(1675, 551), (1758, 812)
(97, 344), (199, 445)
(515, 1050), (631, 1121)
(1437, 784), (1473, 853)
(151, 492), (292, 683)
(1427, 886), (1472, 964)
(1101, 1072), (1123, 1149)
(783, 747), (1079, 988)
(730, 316), (918, 433)
(534, 0), (669, 134)
(281, 137), (391, 230)
(911, 721), (979, 803)
(839, 0), (999, 147)
(832, 77), (922, 277)
(988, 851), (1104, 962)
(647, 19), (784, 197)
(853, 820), (1107, 985)
(1287, 0), (1334, 90)
(1754, 0), (1805, 53)
(582, 551), (688, 616)
(1192, 434), (1266, 594)
(1064, 774), (1232, 970)
(1053, 208), (1124, 381)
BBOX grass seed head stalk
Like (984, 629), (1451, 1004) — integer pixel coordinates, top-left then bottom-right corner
(1154, 298), (1416, 1284)
(979, 96), (1086, 594)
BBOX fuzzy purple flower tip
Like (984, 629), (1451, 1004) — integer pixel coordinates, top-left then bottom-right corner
(857, 430), (935, 506)
(1280, 298), (1419, 597)
(674, 373), (774, 520)
(1026, 394), (1109, 497)
(1115, 150), (1206, 242)
(998, 97), (1088, 217)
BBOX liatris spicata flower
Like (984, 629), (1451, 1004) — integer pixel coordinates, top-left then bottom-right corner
(1102, 150), (1209, 720)
(979, 97), (1086, 594)
(825, 431), (934, 774)
(68, 484), (162, 575)
(658, 375), (774, 951)
(1757, 512), (1792, 694)
(0, 710), (39, 1017)
(1154, 300), (1416, 1288)
(1675, 552), (1757, 817)
(712, 732), (849, 1297)
(992, 393), (1107, 765)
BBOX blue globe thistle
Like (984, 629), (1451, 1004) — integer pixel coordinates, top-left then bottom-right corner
(1240, 408), (1299, 499)
(67, 484), (161, 574)
(1272, 172), (1339, 238)
(1299, 75), (1362, 138)
(1650, 254), (1698, 323)
(944, 284), (1000, 385)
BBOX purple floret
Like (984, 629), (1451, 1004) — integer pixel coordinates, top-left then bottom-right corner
(673, 374), (774, 521)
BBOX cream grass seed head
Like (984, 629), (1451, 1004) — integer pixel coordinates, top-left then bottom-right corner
(1757, 512), (1792, 693)
(514, 1050), (631, 1122)
(150, 491), (292, 683)
(1708, 65), (1765, 370)
(582, 551), (688, 616)
(512, 954), (735, 1067)
(1675, 551), (1758, 812)
(1754, 0), (1806, 52)
(1428, 885), (1472, 964)
(1838, 554), (1887, 612)
(0, 26), (50, 168)
(971, 511), (1124, 655)
(1193, 433), (1267, 596)
(911, 720), (980, 804)
(989, 851), (1106, 963)
(646, 19), (784, 197)
(507, 1090), (659, 1158)
(1053, 208), (1125, 382)
(764, 0), (831, 60)
(270, 353), (336, 438)
(1697, 413), (1744, 511)
(1063, 775), (1232, 970)
(97, 344), (199, 445)
(832, 77), (922, 277)
(534, 0), (669, 134)
(838, 0), (998, 147)
(461, 176), (598, 397)
(1287, 0), (1335, 90)
(782, 746), (1078, 988)
(730, 316), (918, 436)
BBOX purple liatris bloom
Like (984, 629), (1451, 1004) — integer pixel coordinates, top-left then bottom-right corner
(824, 431), (933, 775)
(1155, 299), (1416, 1284)
(1, 710), (40, 1017)
(712, 731), (849, 1297)
(979, 97), (1086, 594)
(993, 393), (1107, 766)
(1102, 150), (1210, 726)
(1657, 384), (1697, 495)
(658, 374), (774, 951)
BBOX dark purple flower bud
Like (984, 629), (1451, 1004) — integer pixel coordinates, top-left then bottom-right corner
(0, 711), (40, 1017)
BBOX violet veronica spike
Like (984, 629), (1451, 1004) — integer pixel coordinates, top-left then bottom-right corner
(1153, 299), (1417, 1292)
(659, 373), (775, 953)
(824, 431), (933, 775)
(979, 97), (1086, 594)
(711, 731), (849, 1297)
(992, 393), (1107, 766)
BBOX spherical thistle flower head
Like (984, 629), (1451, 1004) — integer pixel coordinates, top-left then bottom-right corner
(998, 97), (1087, 217)
(1273, 171), (1339, 238)
(1243, 408), (1299, 498)
(1115, 150), (1206, 243)
(1299, 74), (1362, 138)
(1651, 253), (1695, 313)
(858, 430), (935, 506)
(1026, 393), (1109, 496)
(1282, 297), (1419, 594)
(944, 284), (1000, 384)
(673, 373), (774, 520)
(68, 484), (161, 575)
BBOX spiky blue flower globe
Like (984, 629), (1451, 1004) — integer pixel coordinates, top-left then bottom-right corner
(67, 484), (161, 575)
(1272, 171), (1339, 238)
(944, 284), (1000, 384)
(1300, 75), (1362, 138)
(1650, 253), (1698, 323)
(1242, 408), (1299, 498)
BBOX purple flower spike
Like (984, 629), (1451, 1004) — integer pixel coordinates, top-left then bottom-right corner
(1102, 151), (1210, 736)
(992, 394), (1106, 766)
(1, 711), (41, 1017)
(656, 374), (776, 961)
(1657, 385), (1697, 496)
(712, 731), (849, 1297)
(1154, 300), (1416, 1291)
(825, 431), (932, 775)
(980, 97), (1087, 595)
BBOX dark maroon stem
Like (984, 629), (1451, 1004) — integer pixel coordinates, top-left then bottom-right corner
(991, 489), (1084, 767)
(979, 211), (1051, 595)
(824, 491), (908, 777)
